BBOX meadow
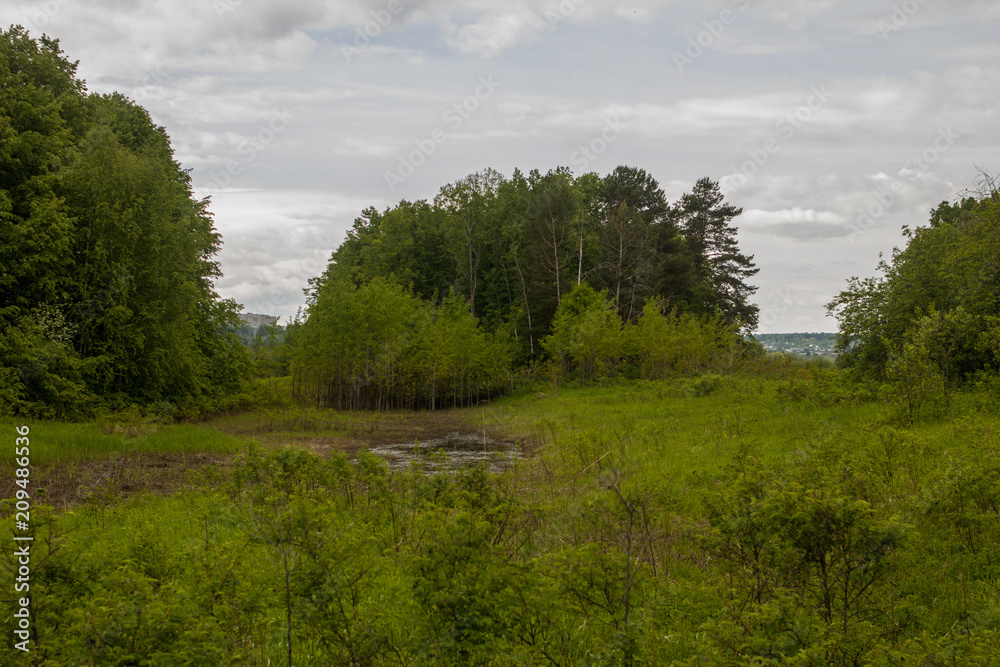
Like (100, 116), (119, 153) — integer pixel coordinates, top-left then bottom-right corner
(5, 25), (999, 666)
(3, 367), (1000, 665)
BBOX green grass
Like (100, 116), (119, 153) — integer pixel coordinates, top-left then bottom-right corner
(0, 421), (247, 466)
(203, 405), (362, 438)
(5, 373), (1000, 663)
(479, 376), (892, 508)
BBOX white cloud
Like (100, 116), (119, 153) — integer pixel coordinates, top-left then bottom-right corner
(196, 188), (390, 321)
(443, 8), (547, 57)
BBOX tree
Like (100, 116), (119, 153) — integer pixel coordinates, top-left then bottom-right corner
(494, 169), (539, 358)
(594, 166), (671, 321)
(292, 277), (510, 409)
(629, 297), (743, 379)
(828, 185), (1000, 380)
(672, 177), (759, 331)
(526, 168), (583, 310)
(332, 200), (455, 302)
(61, 96), (246, 401)
(0, 27), (248, 415)
(707, 475), (906, 665)
(435, 168), (505, 319)
(542, 284), (623, 382)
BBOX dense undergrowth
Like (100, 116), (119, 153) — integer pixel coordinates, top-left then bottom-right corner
(3, 368), (1000, 665)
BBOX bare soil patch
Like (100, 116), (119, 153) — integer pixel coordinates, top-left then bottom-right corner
(208, 409), (518, 459)
(0, 452), (236, 512)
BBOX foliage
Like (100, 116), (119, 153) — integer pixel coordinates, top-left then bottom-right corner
(542, 283), (623, 382)
(706, 474), (906, 665)
(668, 177), (760, 331)
(630, 297), (745, 379)
(828, 188), (1000, 385)
(0, 27), (250, 419)
(292, 278), (511, 409)
(6, 372), (1000, 663)
(315, 168), (759, 367)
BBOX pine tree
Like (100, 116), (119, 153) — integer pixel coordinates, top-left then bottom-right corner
(674, 177), (759, 331)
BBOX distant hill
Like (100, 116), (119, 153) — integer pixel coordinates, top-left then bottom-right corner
(751, 332), (838, 357)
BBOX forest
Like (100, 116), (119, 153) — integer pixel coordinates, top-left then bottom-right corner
(0, 27), (247, 420)
(3, 26), (1000, 666)
(0, 26), (763, 418)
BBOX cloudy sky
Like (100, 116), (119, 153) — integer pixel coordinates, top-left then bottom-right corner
(5, 0), (998, 331)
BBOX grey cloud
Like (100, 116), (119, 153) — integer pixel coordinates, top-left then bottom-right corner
(751, 221), (853, 241)
(3, 0), (997, 331)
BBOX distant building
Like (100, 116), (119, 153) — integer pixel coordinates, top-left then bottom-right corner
(238, 313), (278, 329)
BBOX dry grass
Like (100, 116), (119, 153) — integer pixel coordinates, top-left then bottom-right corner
(0, 451), (236, 511)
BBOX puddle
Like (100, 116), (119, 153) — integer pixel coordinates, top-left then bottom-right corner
(369, 432), (521, 473)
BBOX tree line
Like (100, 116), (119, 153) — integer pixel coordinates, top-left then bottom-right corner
(0, 27), (248, 418)
(313, 166), (759, 355)
(290, 279), (511, 410)
(828, 176), (1000, 417)
(291, 166), (760, 407)
(1, 27), (764, 416)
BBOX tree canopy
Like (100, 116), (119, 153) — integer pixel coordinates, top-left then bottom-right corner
(315, 166), (759, 370)
(827, 182), (1000, 388)
(0, 27), (249, 418)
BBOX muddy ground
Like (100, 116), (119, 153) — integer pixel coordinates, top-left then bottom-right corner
(0, 451), (235, 513)
(3, 410), (531, 511)
(210, 409), (519, 457)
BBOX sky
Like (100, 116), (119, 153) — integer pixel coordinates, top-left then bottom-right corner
(4, 0), (999, 332)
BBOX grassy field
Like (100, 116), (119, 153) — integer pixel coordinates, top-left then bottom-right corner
(0, 421), (246, 466)
(3, 373), (1000, 664)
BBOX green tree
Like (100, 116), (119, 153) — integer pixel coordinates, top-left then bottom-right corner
(435, 168), (505, 319)
(293, 277), (510, 409)
(672, 177), (759, 330)
(495, 169), (540, 358)
(594, 166), (671, 321)
(707, 476), (906, 665)
(828, 186), (1000, 381)
(526, 168), (584, 311)
(0, 28), (249, 415)
(317, 201), (455, 303)
(629, 297), (741, 378)
(542, 283), (623, 382)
